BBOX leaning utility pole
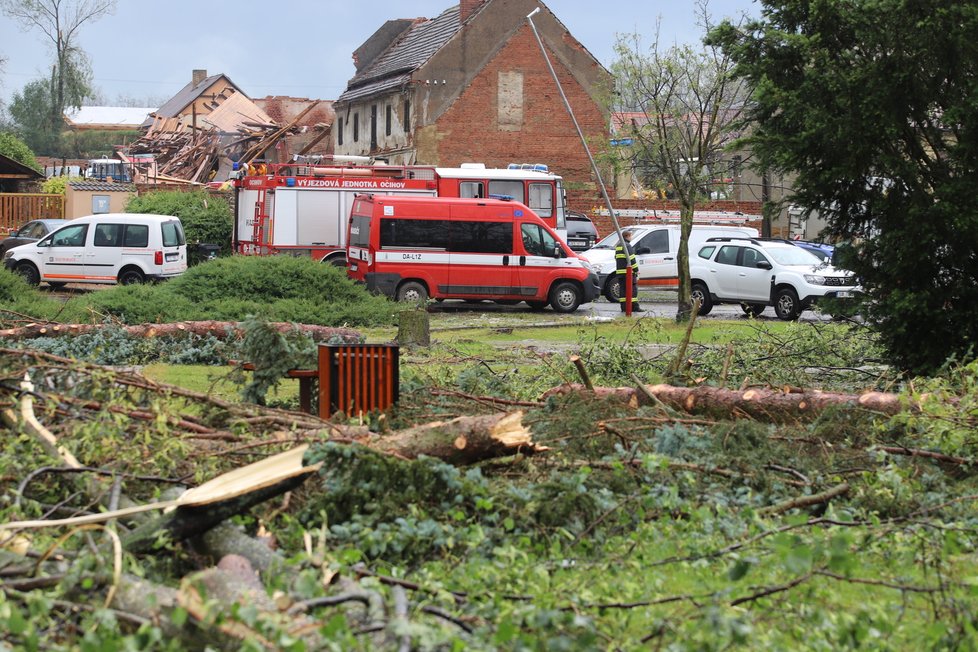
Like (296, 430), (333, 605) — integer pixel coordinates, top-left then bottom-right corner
(526, 8), (636, 316)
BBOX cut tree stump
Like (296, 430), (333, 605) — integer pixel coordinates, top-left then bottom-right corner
(397, 309), (430, 347)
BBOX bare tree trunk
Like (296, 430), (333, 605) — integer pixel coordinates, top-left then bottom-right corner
(0, 322), (362, 342)
(541, 382), (915, 422)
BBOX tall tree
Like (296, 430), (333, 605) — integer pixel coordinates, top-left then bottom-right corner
(710, 1), (978, 375)
(7, 79), (60, 154)
(610, 5), (750, 321)
(1, 0), (115, 153)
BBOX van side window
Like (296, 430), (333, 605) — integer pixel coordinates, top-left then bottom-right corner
(698, 245), (716, 259)
(637, 230), (669, 254)
(51, 225), (87, 247)
(123, 224), (149, 248)
(459, 182), (484, 199)
(94, 224), (123, 247)
(380, 218), (450, 249)
(449, 221), (512, 254)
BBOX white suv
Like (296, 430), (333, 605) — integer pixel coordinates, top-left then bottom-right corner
(689, 238), (859, 320)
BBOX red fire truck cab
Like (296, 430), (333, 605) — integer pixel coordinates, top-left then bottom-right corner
(346, 194), (598, 313)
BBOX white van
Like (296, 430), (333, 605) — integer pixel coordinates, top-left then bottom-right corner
(580, 224), (760, 301)
(3, 213), (188, 288)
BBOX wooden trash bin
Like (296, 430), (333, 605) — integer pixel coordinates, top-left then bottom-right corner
(318, 344), (399, 418)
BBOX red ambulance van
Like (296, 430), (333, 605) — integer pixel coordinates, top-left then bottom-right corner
(346, 194), (598, 313)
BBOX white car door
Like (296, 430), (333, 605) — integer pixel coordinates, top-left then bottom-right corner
(709, 244), (742, 298)
(38, 223), (89, 283)
(737, 247), (774, 301)
(632, 229), (675, 285)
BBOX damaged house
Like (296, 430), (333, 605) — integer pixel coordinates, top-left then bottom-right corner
(332, 0), (611, 204)
(127, 71), (331, 185)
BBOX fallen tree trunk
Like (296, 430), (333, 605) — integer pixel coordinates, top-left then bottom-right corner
(541, 382), (918, 422)
(367, 411), (541, 464)
(0, 321), (362, 342)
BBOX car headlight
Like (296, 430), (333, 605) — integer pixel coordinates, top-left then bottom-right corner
(2, 250), (13, 262)
(804, 274), (826, 285)
(579, 259), (594, 273)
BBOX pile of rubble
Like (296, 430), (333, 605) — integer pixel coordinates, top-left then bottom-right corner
(123, 96), (332, 185)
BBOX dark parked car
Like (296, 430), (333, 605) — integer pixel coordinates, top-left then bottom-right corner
(1, 219), (68, 255)
(565, 211), (599, 252)
(790, 239), (834, 261)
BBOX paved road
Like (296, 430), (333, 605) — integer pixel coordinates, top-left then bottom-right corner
(430, 290), (834, 323)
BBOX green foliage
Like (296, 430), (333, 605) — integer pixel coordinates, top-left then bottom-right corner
(125, 190), (233, 264)
(6, 312), (978, 649)
(84, 255), (400, 327)
(233, 316), (321, 405)
(0, 130), (38, 169)
(888, 358), (978, 458)
(0, 268), (92, 324)
(711, 1), (978, 374)
(19, 324), (230, 366)
(40, 174), (84, 195)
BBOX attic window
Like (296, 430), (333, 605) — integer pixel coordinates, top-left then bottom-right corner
(386, 105), (392, 137)
(337, 117), (344, 146)
(353, 113), (359, 142)
(403, 100), (411, 131)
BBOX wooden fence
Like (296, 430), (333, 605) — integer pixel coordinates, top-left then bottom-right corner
(0, 193), (65, 233)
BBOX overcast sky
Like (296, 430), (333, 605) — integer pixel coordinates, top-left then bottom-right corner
(1, 0), (758, 108)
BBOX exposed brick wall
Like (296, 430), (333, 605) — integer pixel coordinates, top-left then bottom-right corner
(431, 27), (607, 196)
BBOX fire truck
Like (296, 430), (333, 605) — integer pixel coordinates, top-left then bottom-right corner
(231, 157), (569, 265)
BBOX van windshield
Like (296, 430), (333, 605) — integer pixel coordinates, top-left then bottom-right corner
(591, 228), (640, 249)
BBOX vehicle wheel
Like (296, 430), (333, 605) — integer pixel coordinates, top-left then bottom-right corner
(549, 281), (582, 313)
(15, 262), (40, 286)
(774, 287), (801, 320)
(119, 268), (145, 285)
(324, 256), (347, 268)
(741, 302), (766, 318)
(604, 276), (622, 302)
(527, 300), (548, 311)
(691, 282), (713, 315)
(396, 281), (428, 303)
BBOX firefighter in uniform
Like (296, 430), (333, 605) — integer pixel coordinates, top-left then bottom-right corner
(615, 230), (641, 312)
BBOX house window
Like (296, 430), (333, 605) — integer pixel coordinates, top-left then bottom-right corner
(353, 113), (359, 142)
(403, 100), (411, 132)
(370, 104), (377, 150)
(385, 105), (392, 136)
(337, 117), (344, 146)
